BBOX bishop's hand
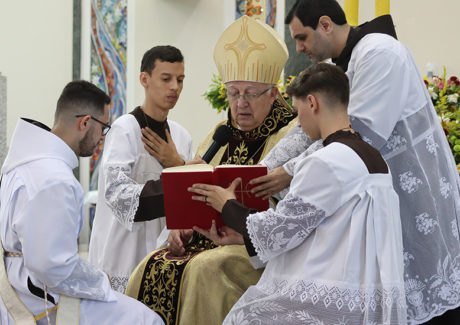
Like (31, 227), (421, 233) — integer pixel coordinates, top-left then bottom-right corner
(193, 220), (244, 246)
(249, 166), (292, 199)
(167, 229), (194, 256)
(141, 128), (184, 168)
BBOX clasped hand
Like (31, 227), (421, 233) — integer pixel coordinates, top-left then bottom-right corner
(141, 128), (184, 167)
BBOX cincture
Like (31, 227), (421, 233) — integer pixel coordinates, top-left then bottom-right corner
(4, 251), (22, 257)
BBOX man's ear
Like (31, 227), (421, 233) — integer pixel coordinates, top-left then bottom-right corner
(139, 71), (150, 89)
(306, 94), (319, 114)
(318, 16), (333, 34)
(77, 115), (91, 132)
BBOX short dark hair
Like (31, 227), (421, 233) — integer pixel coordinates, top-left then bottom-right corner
(285, 0), (347, 29)
(55, 80), (111, 121)
(286, 63), (349, 107)
(140, 45), (184, 74)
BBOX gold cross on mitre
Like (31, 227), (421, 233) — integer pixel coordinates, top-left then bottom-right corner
(224, 17), (267, 81)
(213, 15), (288, 84)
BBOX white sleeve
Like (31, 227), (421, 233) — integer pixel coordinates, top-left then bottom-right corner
(247, 156), (342, 262)
(261, 124), (314, 171)
(16, 183), (114, 301)
(102, 123), (143, 231)
(348, 44), (410, 150)
(283, 140), (323, 176)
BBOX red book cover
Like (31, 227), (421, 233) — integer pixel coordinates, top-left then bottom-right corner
(162, 164), (269, 229)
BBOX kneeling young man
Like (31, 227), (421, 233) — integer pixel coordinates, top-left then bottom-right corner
(190, 63), (407, 325)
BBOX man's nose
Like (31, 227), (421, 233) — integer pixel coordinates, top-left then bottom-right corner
(170, 79), (179, 90)
(296, 41), (304, 53)
(237, 95), (248, 107)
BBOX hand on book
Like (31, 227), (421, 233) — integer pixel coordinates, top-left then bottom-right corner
(249, 166), (293, 199)
(188, 178), (242, 213)
(167, 229), (194, 256)
(141, 128), (184, 168)
(193, 220), (244, 246)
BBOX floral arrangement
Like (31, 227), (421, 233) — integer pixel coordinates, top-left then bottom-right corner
(203, 74), (296, 113)
(424, 67), (460, 172)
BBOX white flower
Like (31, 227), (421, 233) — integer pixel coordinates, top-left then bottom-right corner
(415, 213), (438, 235)
(428, 87), (438, 100)
(399, 171), (422, 194)
(452, 220), (459, 240)
(447, 93), (459, 104)
(440, 177), (453, 199)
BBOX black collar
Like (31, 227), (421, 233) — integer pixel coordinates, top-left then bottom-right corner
(323, 129), (361, 146)
(21, 118), (51, 131)
(130, 106), (170, 141)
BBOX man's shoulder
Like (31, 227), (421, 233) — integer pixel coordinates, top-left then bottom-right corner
(11, 159), (81, 198)
(112, 113), (137, 128)
(356, 33), (404, 54)
(167, 119), (191, 137)
(300, 143), (367, 179)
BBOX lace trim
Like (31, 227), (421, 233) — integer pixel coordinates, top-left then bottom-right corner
(246, 194), (327, 262)
(262, 127), (314, 171)
(51, 259), (107, 300)
(110, 275), (129, 293)
(226, 279), (407, 325)
(104, 165), (143, 231)
(283, 140), (323, 176)
(259, 279), (407, 312)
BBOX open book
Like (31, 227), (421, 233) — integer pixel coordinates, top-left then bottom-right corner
(162, 164), (269, 229)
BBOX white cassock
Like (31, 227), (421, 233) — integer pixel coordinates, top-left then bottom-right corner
(89, 110), (193, 292)
(224, 132), (407, 325)
(0, 118), (164, 325)
(259, 32), (460, 323)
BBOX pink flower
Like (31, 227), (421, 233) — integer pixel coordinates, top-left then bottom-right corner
(448, 76), (460, 86)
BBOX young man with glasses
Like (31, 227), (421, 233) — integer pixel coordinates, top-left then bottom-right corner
(88, 45), (195, 294)
(0, 80), (164, 324)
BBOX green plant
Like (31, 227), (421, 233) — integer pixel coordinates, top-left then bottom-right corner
(203, 74), (229, 113)
(424, 67), (460, 173)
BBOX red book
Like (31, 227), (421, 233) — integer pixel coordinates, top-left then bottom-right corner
(162, 164), (269, 229)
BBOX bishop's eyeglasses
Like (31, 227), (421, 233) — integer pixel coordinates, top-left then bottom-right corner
(75, 114), (111, 135)
(225, 86), (274, 102)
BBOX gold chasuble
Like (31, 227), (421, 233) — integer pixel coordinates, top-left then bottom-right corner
(126, 100), (296, 325)
(127, 14), (294, 325)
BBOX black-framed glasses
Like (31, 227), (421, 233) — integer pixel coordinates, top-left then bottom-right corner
(75, 114), (111, 135)
(226, 86), (273, 102)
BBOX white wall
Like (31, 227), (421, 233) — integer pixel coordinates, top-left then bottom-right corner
(0, 0), (73, 143)
(129, 0), (235, 151)
(336, 0), (460, 77)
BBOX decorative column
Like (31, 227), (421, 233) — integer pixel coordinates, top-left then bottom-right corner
(375, 0), (390, 17)
(0, 73), (6, 167)
(90, 0), (127, 189)
(344, 0), (359, 26)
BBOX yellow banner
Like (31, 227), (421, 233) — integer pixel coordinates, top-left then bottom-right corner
(375, 0), (390, 17)
(344, 0), (359, 26)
